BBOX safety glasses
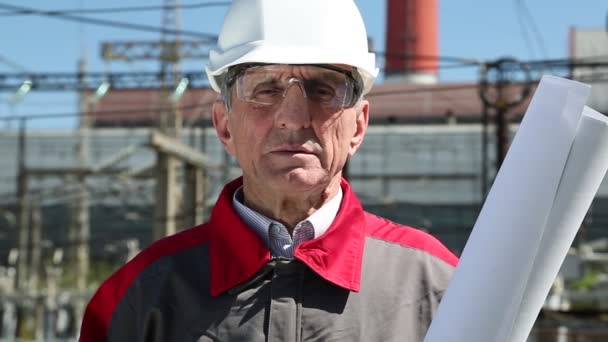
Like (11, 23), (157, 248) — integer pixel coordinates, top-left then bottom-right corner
(223, 64), (363, 113)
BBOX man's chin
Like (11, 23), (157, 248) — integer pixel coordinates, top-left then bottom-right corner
(272, 168), (329, 190)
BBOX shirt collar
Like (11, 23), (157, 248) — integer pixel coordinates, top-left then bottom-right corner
(231, 187), (272, 248)
(208, 177), (365, 296)
(231, 185), (343, 242)
(307, 188), (342, 238)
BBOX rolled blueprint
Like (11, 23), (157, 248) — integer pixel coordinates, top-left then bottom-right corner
(424, 75), (600, 342)
(509, 107), (608, 342)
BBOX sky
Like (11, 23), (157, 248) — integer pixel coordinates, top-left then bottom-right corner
(0, 0), (606, 129)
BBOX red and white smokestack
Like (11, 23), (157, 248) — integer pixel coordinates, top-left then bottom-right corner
(385, 0), (439, 84)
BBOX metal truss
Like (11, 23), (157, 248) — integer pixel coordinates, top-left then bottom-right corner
(0, 70), (209, 91)
(101, 40), (213, 62)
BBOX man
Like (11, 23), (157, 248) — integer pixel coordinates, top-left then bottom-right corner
(80, 0), (457, 341)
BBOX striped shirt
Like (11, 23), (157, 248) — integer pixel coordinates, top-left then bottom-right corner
(232, 186), (343, 258)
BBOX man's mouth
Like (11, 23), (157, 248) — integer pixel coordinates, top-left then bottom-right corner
(271, 145), (317, 154)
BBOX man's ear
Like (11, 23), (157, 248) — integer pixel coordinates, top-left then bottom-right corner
(348, 99), (369, 157)
(212, 100), (236, 155)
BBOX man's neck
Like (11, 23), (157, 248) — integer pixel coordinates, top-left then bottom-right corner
(242, 176), (342, 232)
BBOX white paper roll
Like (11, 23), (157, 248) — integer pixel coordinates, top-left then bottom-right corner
(423, 75), (591, 342)
(509, 107), (608, 342)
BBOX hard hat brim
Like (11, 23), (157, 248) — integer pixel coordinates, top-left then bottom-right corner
(206, 43), (378, 95)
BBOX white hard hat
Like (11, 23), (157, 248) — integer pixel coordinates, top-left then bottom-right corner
(205, 0), (378, 95)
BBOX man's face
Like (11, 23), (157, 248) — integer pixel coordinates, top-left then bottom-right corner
(213, 64), (369, 194)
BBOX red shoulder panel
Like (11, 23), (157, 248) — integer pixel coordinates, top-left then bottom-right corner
(79, 225), (209, 342)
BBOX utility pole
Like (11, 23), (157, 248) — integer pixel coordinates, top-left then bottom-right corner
(479, 58), (532, 187)
(155, 0), (183, 238)
(148, 129), (238, 227)
(479, 63), (490, 199)
(74, 57), (91, 337)
(16, 118), (29, 291)
(31, 205), (44, 342)
(28, 203), (44, 341)
(184, 164), (206, 227)
(28, 203), (42, 292)
(44, 249), (63, 341)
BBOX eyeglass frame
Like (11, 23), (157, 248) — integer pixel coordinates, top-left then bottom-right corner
(219, 63), (364, 113)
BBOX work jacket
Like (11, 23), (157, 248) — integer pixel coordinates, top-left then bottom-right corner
(80, 177), (458, 342)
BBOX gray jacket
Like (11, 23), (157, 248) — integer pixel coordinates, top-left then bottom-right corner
(80, 178), (457, 342)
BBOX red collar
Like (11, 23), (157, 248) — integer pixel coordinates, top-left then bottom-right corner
(208, 177), (366, 296)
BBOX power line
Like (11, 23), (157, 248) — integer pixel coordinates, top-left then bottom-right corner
(523, 56), (608, 69)
(0, 54), (27, 73)
(1, 74), (607, 122)
(0, 103), (213, 121)
(0, 2), (230, 16)
(378, 63), (480, 72)
(0, 3), (217, 40)
(514, 0), (538, 59)
(0, 57), (483, 92)
(366, 84), (483, 98)
(0, 70), (211, 91)
(0, 178), (215, 228)
(0, 57), (605, 122)
(0, 85), (490, 122)
(517, 0), (549, 59)
(0, 59), (480, 92)
(376, 52), (482, 66)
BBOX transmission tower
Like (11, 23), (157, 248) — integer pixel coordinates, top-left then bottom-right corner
(100, 1), (214, 240)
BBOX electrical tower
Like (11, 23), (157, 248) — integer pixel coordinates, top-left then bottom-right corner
(100, 0), (214, 239)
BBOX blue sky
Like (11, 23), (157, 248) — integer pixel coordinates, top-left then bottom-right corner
(0, 0), (606, 128)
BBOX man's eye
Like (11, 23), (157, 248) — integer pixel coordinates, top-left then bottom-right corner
(314, 87), (335, 96)
(309, 84), (336, 99)
(252, 86), (283, 98)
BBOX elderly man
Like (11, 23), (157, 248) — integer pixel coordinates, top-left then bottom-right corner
(80, 0), (457, 341)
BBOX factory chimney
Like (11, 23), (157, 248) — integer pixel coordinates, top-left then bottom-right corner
(385, 0), (439, 84)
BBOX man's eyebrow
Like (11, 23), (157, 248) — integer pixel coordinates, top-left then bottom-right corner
(313, 73), (346, 84)
(247, 74), (281, 83)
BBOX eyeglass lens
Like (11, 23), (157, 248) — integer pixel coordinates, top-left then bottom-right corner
(235, 65), (355, 111)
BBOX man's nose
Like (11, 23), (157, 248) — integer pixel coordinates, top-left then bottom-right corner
(274, 81), (312, 129)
